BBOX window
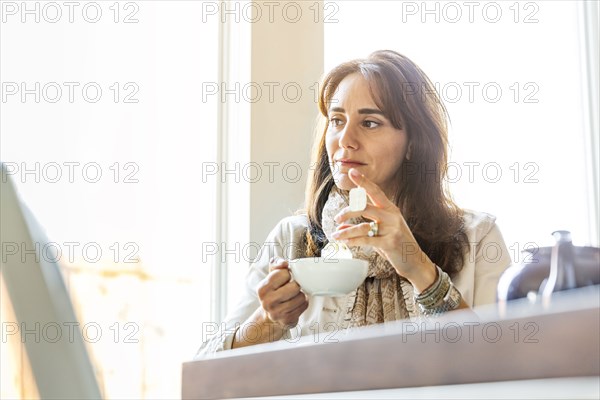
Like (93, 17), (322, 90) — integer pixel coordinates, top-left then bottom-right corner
(1, 2), (218, 398)
(325, 0), (599, 254)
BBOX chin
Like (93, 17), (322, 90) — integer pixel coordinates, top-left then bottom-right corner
(332, 174), (357, 191)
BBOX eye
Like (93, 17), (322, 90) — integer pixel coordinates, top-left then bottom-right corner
(362, 120), (380, 129)
(329, 117), (344, 128)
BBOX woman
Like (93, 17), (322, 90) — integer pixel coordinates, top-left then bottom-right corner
(196, 50), (511, 355)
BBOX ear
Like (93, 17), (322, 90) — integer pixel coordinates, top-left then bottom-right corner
(406, 142), (413, 161)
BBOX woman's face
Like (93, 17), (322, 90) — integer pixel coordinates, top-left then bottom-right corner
(325, 73), (409, 197)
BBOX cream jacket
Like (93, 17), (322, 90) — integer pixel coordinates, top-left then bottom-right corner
(195, 210), (511, 358)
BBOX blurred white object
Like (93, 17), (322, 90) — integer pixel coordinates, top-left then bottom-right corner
(321, 241), (354, 260)
(349, 187), (367, 212)
(0, 162), (101, 399)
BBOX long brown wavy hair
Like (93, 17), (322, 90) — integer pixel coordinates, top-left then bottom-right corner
(304, 50), (469, 275)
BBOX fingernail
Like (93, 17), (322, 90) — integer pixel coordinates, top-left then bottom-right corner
(270, 257), (275, 264)
(350, 168), (362, 178)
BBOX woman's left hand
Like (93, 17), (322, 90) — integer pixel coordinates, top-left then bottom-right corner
(331, 168), (437, 290)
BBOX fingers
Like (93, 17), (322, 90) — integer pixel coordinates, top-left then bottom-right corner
(264, 278), (303, 304)
(334, 203), (386, 225)
(258, 257), (307, 324)
(261, 257), (290, 290)
(267, 291), (308, 321)
(258, 258), (309, 327)
(340, 235), (380, 248)
(281, 294), (310, 324)
(260, 287), (309, 327)
(258, 268), (292, 296)
(347, 168), (395, 209)
(268, 257), (288, 272)
(332, 221), (375, 241)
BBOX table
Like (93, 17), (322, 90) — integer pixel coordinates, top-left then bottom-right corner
(182, 286), (600, 399)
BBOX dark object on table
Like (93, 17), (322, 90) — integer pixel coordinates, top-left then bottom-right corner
(497, 230), (600, 304)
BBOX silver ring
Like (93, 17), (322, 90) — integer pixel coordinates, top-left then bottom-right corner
(367, 221), (379, 237)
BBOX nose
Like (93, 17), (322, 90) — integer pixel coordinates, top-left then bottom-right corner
(338, 122), (359, 150)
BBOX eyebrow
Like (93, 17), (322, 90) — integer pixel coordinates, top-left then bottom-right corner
(329, 107), (386, 116)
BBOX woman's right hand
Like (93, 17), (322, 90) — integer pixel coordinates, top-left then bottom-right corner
(232, 257), (309, 349)
(257, 257), (309, 329)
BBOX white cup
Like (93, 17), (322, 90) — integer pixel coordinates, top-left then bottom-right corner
(288, 257), (369, 296)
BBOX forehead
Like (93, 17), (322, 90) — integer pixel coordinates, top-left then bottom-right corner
(329, 73), (380, 111)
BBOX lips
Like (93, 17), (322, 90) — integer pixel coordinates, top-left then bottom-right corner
(336, 159), (366, 167)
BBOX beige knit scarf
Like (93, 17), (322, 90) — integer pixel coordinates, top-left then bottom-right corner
(320, 187), (421, 327)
